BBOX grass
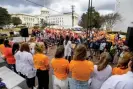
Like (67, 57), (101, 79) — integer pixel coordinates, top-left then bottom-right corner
(0, 28), (20, 32)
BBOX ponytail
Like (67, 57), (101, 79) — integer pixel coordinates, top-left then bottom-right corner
(97, 52), (111, 71)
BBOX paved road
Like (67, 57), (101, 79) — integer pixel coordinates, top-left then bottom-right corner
(47, 46), (57, 89)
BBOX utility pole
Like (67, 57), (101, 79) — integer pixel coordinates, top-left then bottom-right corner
(87, 0), (93, 38)
(90, 0), (93, 31)
(87, 0), (90, 37)
(72, 5), (75, 27)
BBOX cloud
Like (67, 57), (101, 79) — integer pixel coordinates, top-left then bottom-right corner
(0, 0), (116, 16)
(98, 10), (114, 15)
(1, 4), (41, 15)
(0, 0), (53, 7)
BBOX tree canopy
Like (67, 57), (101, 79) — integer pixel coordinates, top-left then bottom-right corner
(79, 7), (102, 29)
(40, 19), (48, 29)
(0, 7), (11, 26)
(101, 13), (121, 30)
(11, 17), (22, 26)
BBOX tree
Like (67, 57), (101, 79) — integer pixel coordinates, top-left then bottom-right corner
(101, 13), (121, 30)
(11, 17), (22, 26)
(79, 13), (87, 28)
(79, 7), (102, 29)
(0, 7), (11, 26)
(40, 19), (48, 29)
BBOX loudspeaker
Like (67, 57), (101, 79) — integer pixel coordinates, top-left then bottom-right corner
(126, 27), (133, 50)
(20, 28), (29, 37)
(10, 31), (14, 36)
(0, 38), (4, 44)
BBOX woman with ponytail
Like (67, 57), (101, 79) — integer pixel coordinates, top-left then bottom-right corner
(101, 54), (133, 89)
(112, 52), (131, 75)
(90, 52), (112, 89)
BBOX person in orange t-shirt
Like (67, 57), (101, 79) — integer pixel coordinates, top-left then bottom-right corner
(33, 42), (49, 89)
(69, 44), (94, 89)
(3, 40), (16, 72)
(112, 52), (131, 75)
(51, 46), (69, 89)
(0, 38), (5, 55)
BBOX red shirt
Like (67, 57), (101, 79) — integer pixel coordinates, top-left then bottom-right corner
(4, 47), (15, 64)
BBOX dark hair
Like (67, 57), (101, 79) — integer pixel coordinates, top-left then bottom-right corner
(97, 52), (111, 71)
(4, 40), (11, 48)
(65, 36), (70, 45)
(73, 44), (87, 61)
(131, 59), (133, 72)
(20, 43), (30, 52)
(43, 40), (48, 49)
(55, 46), (64, 58)
(0, 39), (4, 44)
(12, 43), (20, 55)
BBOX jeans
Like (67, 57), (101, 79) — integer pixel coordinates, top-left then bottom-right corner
(53, 76), (68, 89)
(70, 78), (89, 89)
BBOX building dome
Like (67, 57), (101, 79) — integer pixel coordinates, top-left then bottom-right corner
(41, 7), (49, 12)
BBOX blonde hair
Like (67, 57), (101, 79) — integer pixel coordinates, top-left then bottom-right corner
(35, 42), (44, 53)
(73, 44), (87, 61)
(29, 37), (36, 42)
(97, 52), (111, 71)
(117, 52), (132, 69)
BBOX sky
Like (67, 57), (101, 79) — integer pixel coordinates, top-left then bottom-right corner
(0, 0), (116, 16)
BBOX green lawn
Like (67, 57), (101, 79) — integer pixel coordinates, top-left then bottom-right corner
(0, 28), (21, 35)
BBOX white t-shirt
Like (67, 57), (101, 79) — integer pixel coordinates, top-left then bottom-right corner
(14, 51), (36, 78)
(101, 71), (133, 89)
(90, 65), (112, 89)
(100, 43), (106, 51)
(14, 51), (23, 73)
(64, 40), (72, 57)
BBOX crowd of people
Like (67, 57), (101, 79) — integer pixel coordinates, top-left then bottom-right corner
(0, 28), (133, 89)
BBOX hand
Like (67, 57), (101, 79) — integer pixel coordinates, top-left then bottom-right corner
(45, 65), (50, 70)
(1, 55), (5, 59)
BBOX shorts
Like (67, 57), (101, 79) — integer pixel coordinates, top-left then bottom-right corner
(53, 76), (68, 89)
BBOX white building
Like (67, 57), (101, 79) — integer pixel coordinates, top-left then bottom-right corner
(11, 7), (79, 28)
(113, 0), (133, 32)
(11, 14), (38, 27)
(47, 12), (78, 28)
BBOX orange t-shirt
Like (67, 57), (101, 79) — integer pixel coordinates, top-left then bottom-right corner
(51, 58), (69, 80)
(33, 53), (49, 70)
(3, 47), (15, 64)
(0, 44), (5, 54)
(112, 67), (129, 75)
(69, 60), (94, 81)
